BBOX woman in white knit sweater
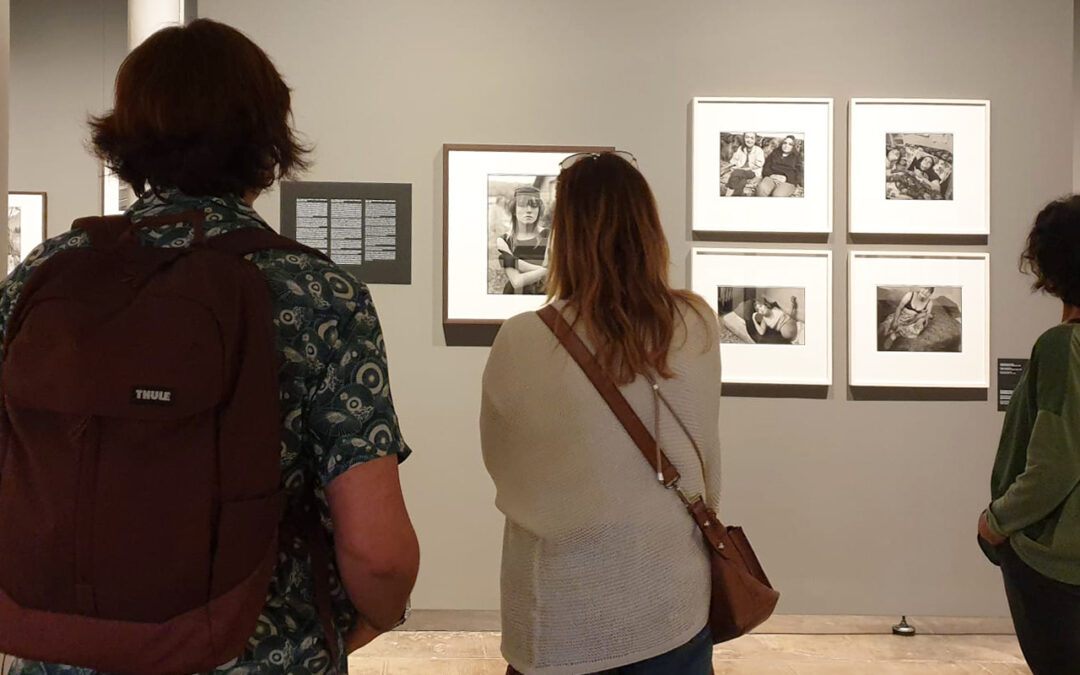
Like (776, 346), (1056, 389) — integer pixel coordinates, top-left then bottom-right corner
(480, 151), (722, 675)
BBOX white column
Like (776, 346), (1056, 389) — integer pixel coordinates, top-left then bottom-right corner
(128, 0), (184, 50)
(1074, 0), (1080, 191)
(108, 0), (192, 215)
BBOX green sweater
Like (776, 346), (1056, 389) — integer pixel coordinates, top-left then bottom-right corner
(985, 323), (1080, 583)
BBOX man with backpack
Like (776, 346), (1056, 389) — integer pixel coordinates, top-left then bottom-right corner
(0, 19), (419, 675)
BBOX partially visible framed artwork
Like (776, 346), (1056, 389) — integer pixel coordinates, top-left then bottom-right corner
(691, 247), (832, 385)
(102, 166), (135, 216)
(7, 191), (47, 273)
(691, 97), (833, 234)
(849, 250), (990, 388)
(849, 98), (990, 235)
(443, 143), (612, 326)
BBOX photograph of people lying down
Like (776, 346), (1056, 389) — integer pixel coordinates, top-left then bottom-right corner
(716, 286), (806, 345)
(884, 133), (954, 201)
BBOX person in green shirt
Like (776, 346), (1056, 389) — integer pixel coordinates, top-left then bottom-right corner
(979, 194), (1080, 675)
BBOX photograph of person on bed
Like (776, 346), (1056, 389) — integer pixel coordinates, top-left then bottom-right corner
(716, 286), (806, 346)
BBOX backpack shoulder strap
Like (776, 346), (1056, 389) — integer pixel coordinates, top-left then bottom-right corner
(535, 304), (681, 485)
(71, 215), (132, 248)
(4, 215), (134, 357)
(209, 227), (332, 263)
(212, 226), (339, 659)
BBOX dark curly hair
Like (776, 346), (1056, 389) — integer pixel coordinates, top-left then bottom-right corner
(89, 19), (309, 198)
(1020, 195), (1080, 306)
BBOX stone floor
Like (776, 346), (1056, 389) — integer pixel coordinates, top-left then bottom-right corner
(0, 617), (1031, 674)
(348, 631), (1029, 674)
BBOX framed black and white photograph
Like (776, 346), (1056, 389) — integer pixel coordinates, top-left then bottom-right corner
(885, 133), (954, 201)
(486, 174), (557, 295)
(850, 99), (989, 235)
(692, 98), (832, 233)
(877, 285), (962, 352)
(716, 286), (806, 345)
(719, 133), (805, 198)
(850, 251), (989, 388)
(7, 191), (47, 273)
(444, 143), (611, 326)
(691, 248), (832, 385)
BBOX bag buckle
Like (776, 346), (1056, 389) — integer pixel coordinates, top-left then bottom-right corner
(658, 470), (680, 490)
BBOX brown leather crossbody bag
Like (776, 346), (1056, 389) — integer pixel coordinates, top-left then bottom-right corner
(537, 305), (779, 643)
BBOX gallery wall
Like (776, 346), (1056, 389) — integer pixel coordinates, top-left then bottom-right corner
(192, 0), (1073, 617)
(8, 0), (126, 236)
(6, 0), (1076, 619)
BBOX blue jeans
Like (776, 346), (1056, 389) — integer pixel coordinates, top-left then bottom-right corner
(507, 624), (713, 674)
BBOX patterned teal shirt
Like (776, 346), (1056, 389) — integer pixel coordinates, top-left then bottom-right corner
(3, 190), (411, 675)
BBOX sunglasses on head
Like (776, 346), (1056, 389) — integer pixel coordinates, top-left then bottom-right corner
(559, 150), (639, 171)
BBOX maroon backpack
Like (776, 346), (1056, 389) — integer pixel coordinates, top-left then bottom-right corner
(0, 212), (324, 674)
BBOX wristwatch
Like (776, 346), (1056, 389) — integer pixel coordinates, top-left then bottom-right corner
(390, 598), (411, 629)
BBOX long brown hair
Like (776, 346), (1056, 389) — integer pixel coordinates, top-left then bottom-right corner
(546, 153), (707, 384)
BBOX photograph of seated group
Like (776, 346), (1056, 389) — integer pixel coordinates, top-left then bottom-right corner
(719, 132), (804, 199)
(692, 97), (832, 234)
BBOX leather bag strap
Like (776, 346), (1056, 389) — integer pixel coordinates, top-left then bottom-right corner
(536, 304), (731, 557)
(536, 304), (680, 486)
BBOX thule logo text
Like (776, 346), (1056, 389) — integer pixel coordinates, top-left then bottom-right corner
(132, 387), (175, 405)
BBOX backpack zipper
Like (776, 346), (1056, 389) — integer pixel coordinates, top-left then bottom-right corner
(72, 414), (100, 616)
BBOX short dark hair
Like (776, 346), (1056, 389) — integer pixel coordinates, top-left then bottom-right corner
(90, 18), (309, 198)
(1021, 195), (1080, 306)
